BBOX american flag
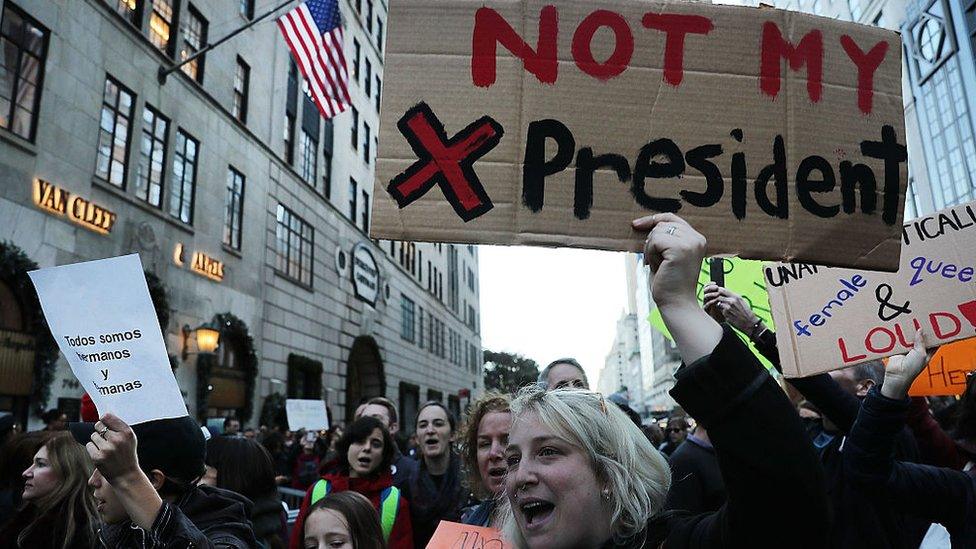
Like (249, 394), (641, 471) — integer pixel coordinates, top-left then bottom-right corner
(277, 0), (352, 119)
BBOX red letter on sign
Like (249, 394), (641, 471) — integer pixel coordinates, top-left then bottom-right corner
(840, 35), (889, 114)
(571, 10), (634, 80)
(472, 6), (558, 88)
(760, 22), (823, 103)
(642, 13), (713, 86)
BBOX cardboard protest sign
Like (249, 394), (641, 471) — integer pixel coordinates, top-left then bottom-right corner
(766, 200), (976, 378)
(426, 521), (512, 549)
(373, 0), (907, 271)
(28, 255), (187, 424)
(649, 258), (775, 369)
(286, 399), (330, 431)
(906, 338), (976, 397)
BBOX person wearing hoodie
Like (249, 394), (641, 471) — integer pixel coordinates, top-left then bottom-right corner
(289, 416), (413, 549)
(81, 413), (259, 548)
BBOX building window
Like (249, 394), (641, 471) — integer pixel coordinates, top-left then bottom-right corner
(847, 0), (862, 22)
(0, 4), (48, 142)
(353, 39), (361, 80)
(349, 178), (358, 220)
(323, 152), (332, 199)
(417, 306), (425, 349)
(366, 0), (373, 33)
(299, 129), (317, 186)
(361, 189), (370, 232)
(399, 383), (419, 436)
(240, 0), (254, 19)
(467, 267), (476, 291)
(276, 204), (314, 286)
(224, 167), (245, 250)
(95, 76), (135, 188)
(375, 77), (381, 113)
(169, 129), (198, 224)
(108, 0), (142, 26)
(364, 59), (372, 97)
(377, 18), (384, 51)
(180, 4), (207, 83)
(351, 107), (359, 149)
(284, 60), (297, 164)
(233, 57), (249, 123)
(149, 0), (174, 53)
(401, 295), (416, 342)
(135, 105), (168, 207)
(363, 123), (371, 163)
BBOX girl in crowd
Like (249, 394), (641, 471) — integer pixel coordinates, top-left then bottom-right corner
(404, 401), (467, 547)
(0, 430), (54, 525)
(496, 213), (831, 548)
(303, 491), (386, 549)
(0, 432), (98, 548)
(290, 416), (412, 549)
(202, 436), (287, 549)
(459, 392), (511, 527)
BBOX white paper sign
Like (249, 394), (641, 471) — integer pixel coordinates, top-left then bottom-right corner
(286, 399), (329, 431)
(28, 254), (188, 424)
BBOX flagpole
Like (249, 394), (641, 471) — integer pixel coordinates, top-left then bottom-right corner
(158, 0), (297, 84)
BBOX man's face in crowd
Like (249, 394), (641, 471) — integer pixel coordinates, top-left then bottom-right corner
(89, 468), (129, 524)
(360, 403), (398, 436)
(225, 420), (240, 435)
(666, 421), (688, 444)
(546, 363), (587, 390)
(828, 368), (874, 398)
(48, 414), (67, 431)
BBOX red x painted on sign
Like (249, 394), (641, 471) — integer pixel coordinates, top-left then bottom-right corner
(387, 102), (504, 222)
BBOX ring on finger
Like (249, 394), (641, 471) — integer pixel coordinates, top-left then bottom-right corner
(666, 226), (677, 236)
(97, 426), (109, 437)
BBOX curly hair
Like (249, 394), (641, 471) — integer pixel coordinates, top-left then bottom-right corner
(497, 385), (670, 547)
(458, 392), (511, 498)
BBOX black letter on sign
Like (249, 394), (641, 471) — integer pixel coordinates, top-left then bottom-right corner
(632, 139), (683, 212)
(387, 102), (504, 222)
(523, 120), (576, 212)
(754, 135), (788, 218)
(682, 143), (723, 208)
(796, 155), (839, 218)
(861, 125), (907, 225)
(574, 148), (631, 220)
(839, 161), (877, 214)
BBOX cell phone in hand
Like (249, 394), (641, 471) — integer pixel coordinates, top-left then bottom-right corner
(305, 431), (316, 443)
(709, 258), (725, 287)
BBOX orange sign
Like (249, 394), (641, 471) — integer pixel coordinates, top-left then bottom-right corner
(908, 337), (976, 397)
(425, 521), (512, 549)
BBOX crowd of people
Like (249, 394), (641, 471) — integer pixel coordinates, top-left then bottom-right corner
(0, 213), (973, 548)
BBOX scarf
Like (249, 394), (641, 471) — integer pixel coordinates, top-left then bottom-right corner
(409, 452), (465, 546)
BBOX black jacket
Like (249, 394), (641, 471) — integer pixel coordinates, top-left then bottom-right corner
(755, 331), (929, 548)
(664, 436), (725, 514)
(845, 388), (976, 547)
(98, 484), (259, 548)
(606, 325), (830, 548)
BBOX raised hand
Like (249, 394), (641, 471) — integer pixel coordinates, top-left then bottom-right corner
(880, 329), (936, 400)
(702, 283), (761, 333)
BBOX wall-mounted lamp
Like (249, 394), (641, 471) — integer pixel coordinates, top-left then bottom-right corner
(181, 320), (221, 360)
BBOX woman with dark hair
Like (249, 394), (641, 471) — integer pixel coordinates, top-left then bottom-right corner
(0, 432), (99, 548)
(458, 392), (511, 527)
(404, 401), (467, 547)
(303, 491), (386, 549)
(289, 416), (413, 549)
(0, 431), (54, 525)
(201, 436), (287, 549)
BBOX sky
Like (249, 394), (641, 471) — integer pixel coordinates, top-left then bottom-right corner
(478, 246), (632, 386)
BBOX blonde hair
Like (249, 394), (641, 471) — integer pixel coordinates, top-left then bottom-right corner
(498, 386), (670, 547)
(20, 433), (98, 549)
(458, 392), (511, 497)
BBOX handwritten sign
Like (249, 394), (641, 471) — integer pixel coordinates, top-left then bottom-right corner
(906, 338), (976, 397)
(286, 399), (330, 431)
(372, 0), (907, 271)
(28, 255), (188, 424)
(649, 258), (776, 369)
(426, 521), (512, 549)
(766, 200), (976, 378)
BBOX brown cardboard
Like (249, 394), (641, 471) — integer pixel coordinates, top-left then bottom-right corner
(372, 0), (907, 270)
(767, 200), (976, 377)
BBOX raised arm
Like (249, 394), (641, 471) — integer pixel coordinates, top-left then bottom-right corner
(845, 331), (975, 533)
(633, 214), (830, 548)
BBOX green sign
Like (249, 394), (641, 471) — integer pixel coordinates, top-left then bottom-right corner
(648, 258), (776, 369)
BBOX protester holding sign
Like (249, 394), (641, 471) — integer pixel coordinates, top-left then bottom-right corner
(459, 392), (511, 527)
(0, 433), (98, 549)
(289, 416), (413, 549)
(82, 414), (258, 548)
(845, 330), (976, 546)
(494, 213), (830, 548)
